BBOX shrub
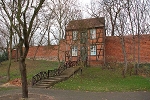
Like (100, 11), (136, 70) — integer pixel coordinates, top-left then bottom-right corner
(0, 52), (8, 63)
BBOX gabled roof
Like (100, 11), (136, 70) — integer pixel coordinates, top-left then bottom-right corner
(66, 17), (105, 31)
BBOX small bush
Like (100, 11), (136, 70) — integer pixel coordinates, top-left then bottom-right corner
(0, 52), (8, 63)
(138, 63), (150, 77)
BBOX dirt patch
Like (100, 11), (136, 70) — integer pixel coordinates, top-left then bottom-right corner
(0, 78), (22, 87)
(0, 93), (55, 100)
(9, 78), (22, 87)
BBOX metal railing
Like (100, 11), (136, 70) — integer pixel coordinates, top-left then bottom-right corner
(32, 61), (79, 86)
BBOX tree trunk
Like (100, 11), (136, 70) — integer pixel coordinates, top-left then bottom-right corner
(14, 48), (19, 62)
(19, 57), (28, 98)
(111, 25), (115, 36)
(132, 37), (137, 74)
(33, 45), (40, 60)
(137, 36), (140, 73)
(47, 26), (51, 46)
(136, 25), (140, 75)
(7, 51), (11, 82)
(57, 42), (61, 66)
(7, 26), (13, 82)
(18, 37), (29, 98)
(7, 48), (11, 82)
(120, 36), (128, 78)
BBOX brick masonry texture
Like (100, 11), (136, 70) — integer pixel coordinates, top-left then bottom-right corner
(27, 40), (66, 61)
(12, 35), (150, 65)
(105, 35), (150, 63)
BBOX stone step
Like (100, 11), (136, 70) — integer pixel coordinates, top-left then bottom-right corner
(32, 85), (49, 88)
(48, 77), (64, 80)
(34, 77), (64, 88)
(36, 80), (55, 85)
(33, 81), (58, 88)
(32, 66), (81, 88)
(36, 82), (53, 86)
(42, 79), (59, 82)
(34, 82), (53, 88)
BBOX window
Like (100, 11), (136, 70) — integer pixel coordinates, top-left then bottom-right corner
(80, 32), (87, 43)
(72, 31), (78, 40)
(72, 46), (77, 56)
(90, 45), (96, 55)
(90, 29), (96, 39)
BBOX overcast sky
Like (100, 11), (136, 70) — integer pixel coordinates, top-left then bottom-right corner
(79, 0), (92, 18)
(80, 0), (91, 5)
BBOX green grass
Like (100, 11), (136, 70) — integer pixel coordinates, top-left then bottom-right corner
(1, 60), (150, 92)
(0, 59), (59, 83)
(54, 67), (150, 92)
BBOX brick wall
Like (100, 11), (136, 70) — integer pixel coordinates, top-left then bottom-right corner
(11, 35), (150, 64)
(27, 46), (59, 61)
(27, 40), (66, 61)
(105, 35), (150, 63)
(11, 49), (17, 59)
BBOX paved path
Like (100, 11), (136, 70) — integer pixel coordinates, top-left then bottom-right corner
(0, 88), (150, 100)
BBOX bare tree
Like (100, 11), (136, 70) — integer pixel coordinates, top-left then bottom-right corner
(88, 0), (150, 72)
(48, 0), (82, 63)
(0, 8), (13, 81)
(0, 0), (46, 98)
(35, 1), (55, 46)
(116, 11), (128, 77)
(103, 0), (122, 36)
(134, 0), (149, 74)
(124, 0), (150, 74)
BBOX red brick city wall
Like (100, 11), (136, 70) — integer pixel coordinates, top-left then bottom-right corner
(11, 41), (66, 61)
(11, 49), (17, 59)
(105, 35), (150, 63)
(27, 46), (59, 61)
(27, 40), (66, 61)
(11, 35), (150, 64)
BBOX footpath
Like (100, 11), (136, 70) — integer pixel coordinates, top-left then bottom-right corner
(0, 88), (150, 100)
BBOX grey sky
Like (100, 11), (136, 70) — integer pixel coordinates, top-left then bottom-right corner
(79, 0), (91, 18)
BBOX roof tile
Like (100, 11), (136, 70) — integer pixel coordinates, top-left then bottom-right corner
(66, 17), (105, 31)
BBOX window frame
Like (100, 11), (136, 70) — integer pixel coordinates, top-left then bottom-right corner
(90, 45), (97, 56)
(90, 29), (96, 39)
(72, 46), (78, 56)
(72, 31), (78, 40)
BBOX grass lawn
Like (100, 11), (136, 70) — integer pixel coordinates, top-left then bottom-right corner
(0, 60), (150, 92)
(54, 67), (150, 92)
(0, 59), (59, 84)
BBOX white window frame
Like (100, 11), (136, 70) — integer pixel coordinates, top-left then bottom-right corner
(90, 45), (96, 55)
(72, 31), (78, 40)
(72, 46), (78, 56)
(90, 29), (96, 39)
